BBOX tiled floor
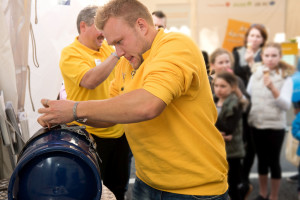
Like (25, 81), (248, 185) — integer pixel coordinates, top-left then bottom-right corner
(0, 179), (8, 200)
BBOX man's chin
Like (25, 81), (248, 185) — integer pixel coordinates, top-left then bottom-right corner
(126, 56), (142, 69)
(130, 61), (141, 70)
(130, 62), (137, 69)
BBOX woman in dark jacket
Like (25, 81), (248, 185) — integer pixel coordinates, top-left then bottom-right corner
(232, 24), (268, 198)
(233, 24), (268, 87)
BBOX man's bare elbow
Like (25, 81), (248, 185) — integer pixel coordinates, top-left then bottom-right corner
(80, 81), (97, 90)
(140, 102), (166, 120)
(87, 84), (97, 90)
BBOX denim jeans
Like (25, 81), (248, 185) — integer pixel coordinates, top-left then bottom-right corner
(132, 177), (229, 200)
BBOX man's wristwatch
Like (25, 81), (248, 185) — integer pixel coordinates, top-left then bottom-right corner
(73, 102), (87, 123)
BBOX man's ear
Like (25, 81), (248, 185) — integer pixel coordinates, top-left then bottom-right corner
(79, 21), (86, 33)
(136, 18), (148, 35)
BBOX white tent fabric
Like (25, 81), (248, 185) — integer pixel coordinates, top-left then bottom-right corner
(2, 0), (31, 112)
(0, 0), (24, 179)
(0, 2), (18, 112)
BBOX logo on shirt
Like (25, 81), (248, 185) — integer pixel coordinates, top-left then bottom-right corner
(95, 59), (101, 66)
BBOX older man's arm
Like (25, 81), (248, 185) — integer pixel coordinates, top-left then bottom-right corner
(80, 54), (119, 89)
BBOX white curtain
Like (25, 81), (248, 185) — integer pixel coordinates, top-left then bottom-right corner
(2, 0), (31, 112)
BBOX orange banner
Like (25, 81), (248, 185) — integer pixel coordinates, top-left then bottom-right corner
(222, 19), (251, 52)
(281, 43), (298, 55)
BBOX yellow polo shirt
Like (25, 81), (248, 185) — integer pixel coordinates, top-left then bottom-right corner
(60, 37), (123, 138)
(110, 30), (228, 195)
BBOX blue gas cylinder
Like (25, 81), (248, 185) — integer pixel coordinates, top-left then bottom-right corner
(8, 125), (102, 200)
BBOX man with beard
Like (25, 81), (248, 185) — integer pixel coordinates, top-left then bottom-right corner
(39, 1), (228, 199)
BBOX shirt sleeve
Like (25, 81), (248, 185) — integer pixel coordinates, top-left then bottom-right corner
(274, 77), (293, 111)
(246, 75), (253, 96)
(60, 47), (92, 87)
(142, 40), (202, 105)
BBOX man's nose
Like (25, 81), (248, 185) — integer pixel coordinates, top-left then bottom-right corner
(116, 47), (125, 57)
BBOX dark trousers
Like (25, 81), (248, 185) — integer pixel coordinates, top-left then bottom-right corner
(252, 127), (285, 178)
(93, 134), (130, 200)
(241, 122), (256, 184)
(228, 158), (243, 200)
(126, 147), (134, 190)
(132, 177), (229, 200)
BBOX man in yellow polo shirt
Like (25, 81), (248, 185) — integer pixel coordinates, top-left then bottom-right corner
(59, 6), (129, 200)
(38, 1), (228, 199)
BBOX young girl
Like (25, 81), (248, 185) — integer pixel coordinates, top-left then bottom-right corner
(210, 48), (248, 101)
(214, 72), (245, 200)
(247, 42), (294, 200)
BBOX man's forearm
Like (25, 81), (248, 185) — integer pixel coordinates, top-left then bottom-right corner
(37, 89), (166, 128)
(76, 89), (166, 124)
(83, 120), (115, 128)
(80, 54), (119, 89)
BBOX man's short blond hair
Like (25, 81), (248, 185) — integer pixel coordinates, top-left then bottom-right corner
(95, 0), (153, 30)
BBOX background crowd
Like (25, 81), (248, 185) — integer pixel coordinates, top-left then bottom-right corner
(208, 23), (298, 200)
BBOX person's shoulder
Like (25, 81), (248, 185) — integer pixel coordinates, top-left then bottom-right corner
(292, 72), (300, 82)
(62, 42), (74, 51)
(232, 46), (244, 52)
(228, 93), (239, 101)
(155, 31), (199, 54)
(101, 40), (110, 48)
(251, 62), (263, 73)
(158, 31), (192, 44)
(223, 94), (239, 109)
(236, 75), (246, 87)
(61, 39), (81, 53)
(60, 45), (76, 58)
(166, 31), (188, 37)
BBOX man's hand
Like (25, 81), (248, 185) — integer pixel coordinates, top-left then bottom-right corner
(37, 99), (75, 128)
